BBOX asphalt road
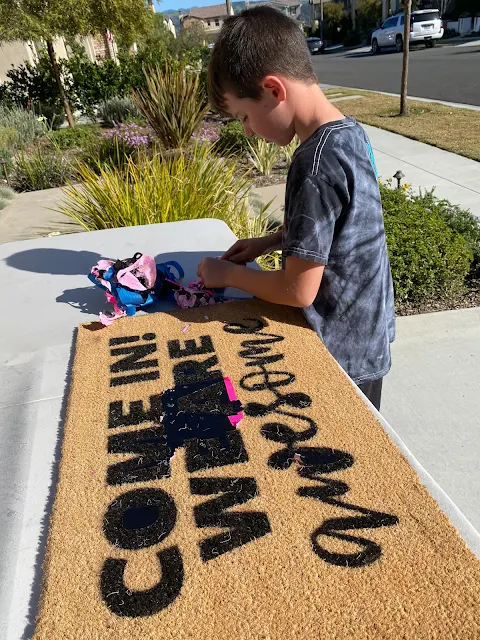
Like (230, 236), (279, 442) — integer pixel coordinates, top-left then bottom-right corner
(312, 44), (480, 106)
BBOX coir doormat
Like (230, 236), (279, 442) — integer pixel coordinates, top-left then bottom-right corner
(35, 300), (480, 639)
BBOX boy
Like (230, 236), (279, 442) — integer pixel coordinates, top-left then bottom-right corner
(197, 6), (395, 410)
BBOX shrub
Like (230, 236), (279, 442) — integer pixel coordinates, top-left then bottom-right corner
(0, 106), (46, 150)
(0, 184), (15, 210)
(191, 120), (220, 144)
(11, 148), (74, 192)
(133, 64), (209, 149)
(414, 189), (480, 278)
(97, 97), (143, 127)
(0, 126), (19, 150)
(82, 123), (154, 172)
(48, 125), (99, 150)
(216, 121), (250, 156)
(381, 183), (472, 303)
(33, 102), (65, 130)
(59, 144), (251, 231)
(248, 138), (280, 176)
(443, 28), (459, 39)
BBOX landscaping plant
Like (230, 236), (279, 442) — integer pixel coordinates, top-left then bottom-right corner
(133, 64), (209, 149)
(97, 97), (143, 128)
(11, 147), (74, 192)
(0, 106), (46, 150)
(60, 143), (251, 230)
(216, 120), (250, 156)
(381, 182), (472, 303)
(0, 184), (15, 210)
(248, 138), (280, 176)
(48, 124), (99, 150)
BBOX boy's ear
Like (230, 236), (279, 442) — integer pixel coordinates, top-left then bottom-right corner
(261, 76), (287, 103)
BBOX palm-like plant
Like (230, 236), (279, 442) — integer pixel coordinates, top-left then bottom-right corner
(133, 64), (209, 149)
(247, 138), (280, 176)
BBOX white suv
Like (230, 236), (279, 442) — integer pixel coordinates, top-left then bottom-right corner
(371, 9), (444, 54)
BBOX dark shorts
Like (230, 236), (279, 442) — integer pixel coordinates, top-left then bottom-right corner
(357, 378), (383, 411)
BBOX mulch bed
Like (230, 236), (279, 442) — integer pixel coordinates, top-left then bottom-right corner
(396, 280), (480, 316)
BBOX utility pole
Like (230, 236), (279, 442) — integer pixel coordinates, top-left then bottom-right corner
(400, 0), (412, 115)
(226, 0), (233, 16)
(351, 0), (357, 31)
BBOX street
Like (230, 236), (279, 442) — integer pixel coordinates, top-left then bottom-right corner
(312, 43), (480, 106)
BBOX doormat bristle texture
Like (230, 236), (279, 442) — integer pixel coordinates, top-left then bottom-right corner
(35, 300), (480, 639)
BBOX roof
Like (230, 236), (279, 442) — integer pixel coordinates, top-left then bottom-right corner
(185, 3), (230, 19)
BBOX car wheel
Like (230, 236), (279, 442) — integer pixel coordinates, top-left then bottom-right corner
(372, 38), (380, 54)
(395, 35), (403, 53)
(430, 39), (436, 47)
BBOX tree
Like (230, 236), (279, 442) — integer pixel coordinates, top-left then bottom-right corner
(356, 0), (382, 35)
(0, 0), (152, 127)
(400, 0), (412, 116)
(324, 2), (344, 27)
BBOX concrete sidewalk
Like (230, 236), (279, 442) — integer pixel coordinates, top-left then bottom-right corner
(382, 307), (480, 532)
(253, 123), (480, 220)
(0, 187), (81, 244)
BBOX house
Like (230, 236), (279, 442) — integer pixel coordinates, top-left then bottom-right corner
(265, 0), (303, 21)
(180, 3), (235, 40)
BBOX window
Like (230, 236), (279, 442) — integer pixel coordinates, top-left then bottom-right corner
(411, 11), (439, 22)
(400, 15), (404, 25)
(215, 18), (220, 26)
(383, 17), (398, 28)
(207, 20), (211, 26)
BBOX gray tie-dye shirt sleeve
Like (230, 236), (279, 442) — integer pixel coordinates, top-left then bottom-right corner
(282, 117), (395, 384)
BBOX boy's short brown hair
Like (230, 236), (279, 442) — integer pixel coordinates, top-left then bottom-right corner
(208, 6), (317, 116)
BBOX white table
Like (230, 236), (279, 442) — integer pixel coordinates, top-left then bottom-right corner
(1, 219), (479, 640)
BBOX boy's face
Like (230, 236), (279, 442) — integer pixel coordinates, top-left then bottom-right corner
(224, 76), (296, 146)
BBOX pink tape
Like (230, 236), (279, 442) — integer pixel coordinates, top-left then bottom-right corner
(223, 376), (243, 426)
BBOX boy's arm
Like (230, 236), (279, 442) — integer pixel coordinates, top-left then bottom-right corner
(198, 256), (324, 308)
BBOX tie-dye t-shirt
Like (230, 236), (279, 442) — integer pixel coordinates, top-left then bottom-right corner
(283, 117), (395, 384)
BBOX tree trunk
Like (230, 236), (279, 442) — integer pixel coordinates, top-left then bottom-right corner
(46, 39), (75, 128)
(400, 0), (412, 116)
(225, 0), (233, 16)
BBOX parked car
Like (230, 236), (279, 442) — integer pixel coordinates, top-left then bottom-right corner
(371, 9), (444, 54)
(306, 37), (325, 54)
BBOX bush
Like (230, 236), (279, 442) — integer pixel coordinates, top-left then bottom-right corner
(0, 184), (15, 210)
(414, 189), (480, 279)
(33, 102), (65, 130)
(216, 121), (250, 157)
(0, 53), (65, 111)
(97, 96), (143, 127)
(0, 105), (46, 150)
(48, 125), (99, 150)
(11, 148), (74, 192)
(0, 126), (19, 150)
(82, 123), (154, 172)
(59, 144), (251, 231)
(381, 183), (473, 303)
(248, 138), (280, 176)
(133, 64), (209, 149)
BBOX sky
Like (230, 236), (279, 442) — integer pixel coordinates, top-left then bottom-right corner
(155, 0), (218, 12)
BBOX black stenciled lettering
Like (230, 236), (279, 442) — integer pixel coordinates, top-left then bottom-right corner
(110, 343), (158, 374)
(168, 335), (215, 360)
(172, 355), (221, 385)
(110, 371), (159, 387)
(295, 449), (399, 567)
(223, 319), (265, 334)
(107, 427), (170, 486)
(191, 477), (271, 562)
(103, 488), (176, 550)
(108, 395), (163, 428)
(110, 335), (140, 346)
(101, 547), (183, 617)
(224, 317), (399, 568)
(185, 430), (248, 473)
(109, 333), (155, 346)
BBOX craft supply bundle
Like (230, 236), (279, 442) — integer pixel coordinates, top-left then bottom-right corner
(89, 252), (228, 325)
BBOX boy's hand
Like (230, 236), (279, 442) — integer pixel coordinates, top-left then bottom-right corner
(197, 257), (235, 289)
(221, 236), (274, 264)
